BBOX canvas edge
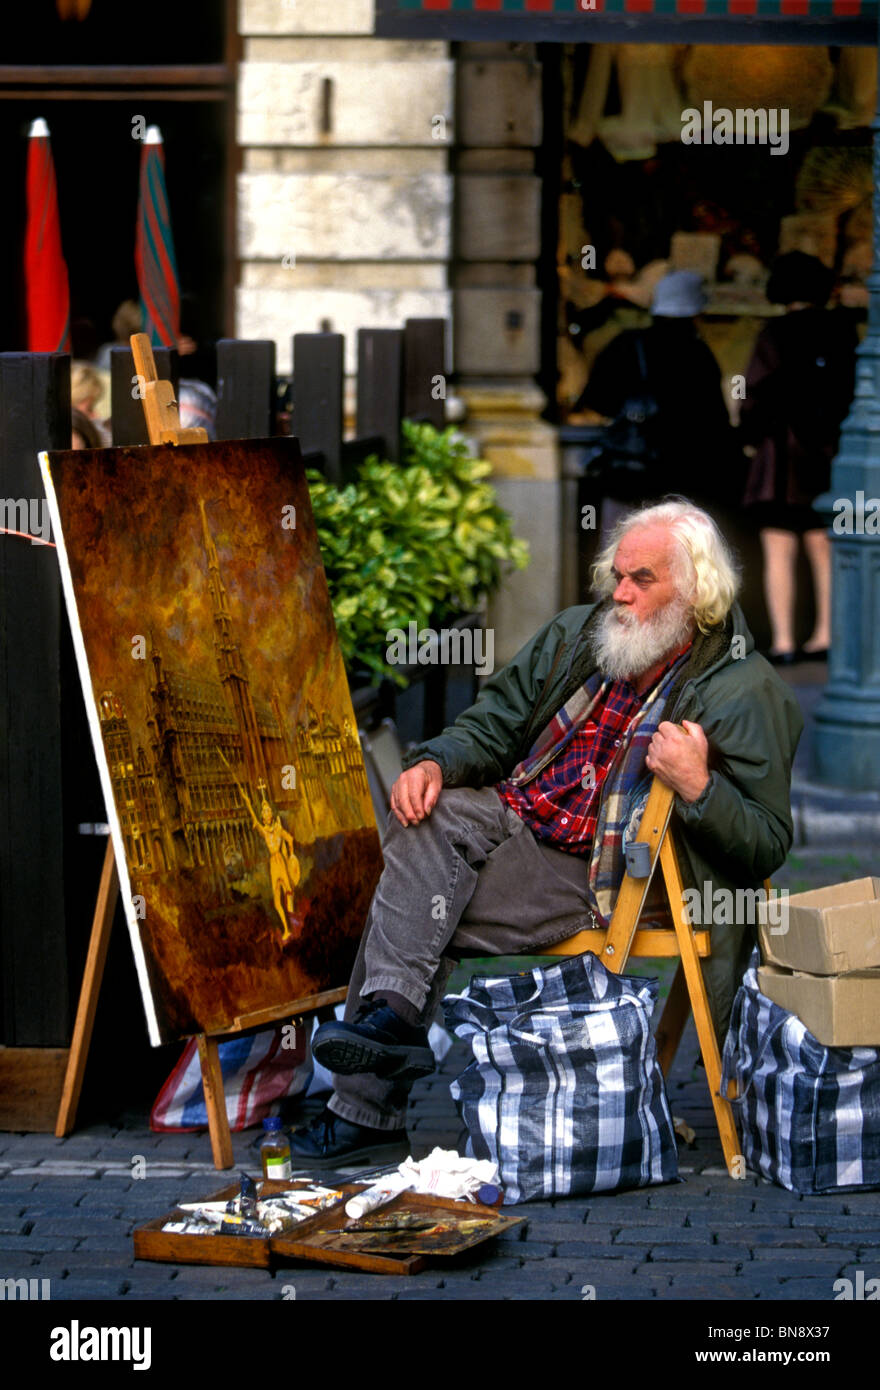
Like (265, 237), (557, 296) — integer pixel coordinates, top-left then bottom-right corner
(38, 450), (163, 1048)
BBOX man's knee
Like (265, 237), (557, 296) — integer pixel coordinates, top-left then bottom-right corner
(383, 784), (497, 841)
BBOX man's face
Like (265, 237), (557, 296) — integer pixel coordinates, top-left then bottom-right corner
(610, 525), (681, 624)
(588, 523), (695, 682)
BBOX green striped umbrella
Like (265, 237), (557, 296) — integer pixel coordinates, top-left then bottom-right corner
(135, 125), (180, 348)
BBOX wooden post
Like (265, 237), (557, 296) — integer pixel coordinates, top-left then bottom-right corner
(423, 666), (449, 746)
(357, 328), (404, 462)
(109, 345), (179, 446)
(403, 318), (446, 430)
(0, 352), (70, 1048)
(291, 333), (344, 483)
(215, 339), (276, 441)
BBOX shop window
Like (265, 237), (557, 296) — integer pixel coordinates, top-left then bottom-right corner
(556, 43), (873, 422)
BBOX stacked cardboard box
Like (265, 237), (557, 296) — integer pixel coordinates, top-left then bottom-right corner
(758, 877), (880, 1047)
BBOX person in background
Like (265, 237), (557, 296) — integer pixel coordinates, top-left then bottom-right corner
(70, 362), (103, 416)
(71, 407), (106, 450)
(739, 252), (857, 665)
(71, 363), (111, 445)
(95, 296), (200, 366)
(94, 300), (144, 369)
(178, 377), (217, 439)
(569, 270), (740, 537)
(176, 291), (217, 436)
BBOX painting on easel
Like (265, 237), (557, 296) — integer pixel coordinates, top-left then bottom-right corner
(40, 438), (383, 1046)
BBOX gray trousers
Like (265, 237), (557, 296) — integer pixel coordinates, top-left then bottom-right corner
(328, 786), (598, 1131)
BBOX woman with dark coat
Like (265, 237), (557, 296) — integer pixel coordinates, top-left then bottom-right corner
(740, 251), (857, 663)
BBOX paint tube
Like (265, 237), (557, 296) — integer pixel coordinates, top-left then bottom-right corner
(219, 1214), (266, 1237)
(238, 1171), (259, 1219)
(344, 1183), (400, 1220)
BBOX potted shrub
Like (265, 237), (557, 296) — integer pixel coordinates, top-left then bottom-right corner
(307, 422), (530, 721)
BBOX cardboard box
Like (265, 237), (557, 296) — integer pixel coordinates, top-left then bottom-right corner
(759, 877), (880, 975)
(757, 963), (880, 1048)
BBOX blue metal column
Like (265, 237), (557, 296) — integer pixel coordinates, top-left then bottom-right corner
(812, 36), (880, 791)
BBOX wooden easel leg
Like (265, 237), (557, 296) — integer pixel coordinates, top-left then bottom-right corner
(55, 840), (119, 1137)
(654, 960), (690, 1077)
(660, 837), (744, 1180)
(197, 1034), (234, 1170)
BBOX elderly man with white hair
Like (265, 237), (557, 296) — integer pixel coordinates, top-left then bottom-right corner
(294, 498), (804, 1166)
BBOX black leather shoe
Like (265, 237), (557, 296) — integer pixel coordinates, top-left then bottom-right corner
(289, 1107), (409, 1169)
(312, 998), (435, 1081)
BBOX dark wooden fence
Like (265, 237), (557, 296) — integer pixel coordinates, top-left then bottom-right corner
(0, 316), (482, 1061)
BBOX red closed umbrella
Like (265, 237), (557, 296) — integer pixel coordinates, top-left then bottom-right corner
(24, 118), (71, 353)
(135, 125), (180, 349)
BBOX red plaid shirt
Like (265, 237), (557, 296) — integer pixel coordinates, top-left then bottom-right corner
(496, 642), (692, 853)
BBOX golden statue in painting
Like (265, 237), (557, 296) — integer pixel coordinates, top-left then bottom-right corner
(218, 752), (301, 941)
(243, 782), (301, 942)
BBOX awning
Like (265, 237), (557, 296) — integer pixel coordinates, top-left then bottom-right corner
(376, 0), (877, 42)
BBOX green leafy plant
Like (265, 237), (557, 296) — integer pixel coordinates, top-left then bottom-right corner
(307, 421), (530, 682)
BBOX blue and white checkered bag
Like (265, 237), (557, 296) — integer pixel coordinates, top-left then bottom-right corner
(721, 953), (880, 1194)
(443, 953), (679, 1204)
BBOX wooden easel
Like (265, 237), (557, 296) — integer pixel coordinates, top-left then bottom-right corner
(543, 769), (744, 1177)
(55, 335), (346, 1167)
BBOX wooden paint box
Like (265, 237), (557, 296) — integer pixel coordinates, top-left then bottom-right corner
(133, 1177), (524, 1276)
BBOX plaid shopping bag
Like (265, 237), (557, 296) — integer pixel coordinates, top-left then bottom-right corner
(443, 953), (678, 1204)
(721, 953), (880, 1193)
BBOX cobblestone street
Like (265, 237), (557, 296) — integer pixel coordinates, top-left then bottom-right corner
(2, 1000), (879, 1302)
(2, 670), (878, 1302)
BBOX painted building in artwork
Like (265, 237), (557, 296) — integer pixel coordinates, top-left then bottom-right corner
(296, 704), (369, 804)
(98, 692), (158, 874)
(144, 658), (281, 888)
(97, 500), (368, 898)
(99, 680), (264, 889)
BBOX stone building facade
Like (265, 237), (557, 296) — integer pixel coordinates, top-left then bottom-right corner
(236, 1), (559, 660)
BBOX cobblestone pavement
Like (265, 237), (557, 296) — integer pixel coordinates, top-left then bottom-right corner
(2, 977), (879, 1303)
(2, 671), (877, 1302)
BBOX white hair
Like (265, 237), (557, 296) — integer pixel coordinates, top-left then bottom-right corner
(591, 498), (741, 634)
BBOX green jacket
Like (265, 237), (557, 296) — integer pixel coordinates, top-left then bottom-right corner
(402, 598), (804, 1040)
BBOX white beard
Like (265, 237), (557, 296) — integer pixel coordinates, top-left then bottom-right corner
(588, 597), (694, 683)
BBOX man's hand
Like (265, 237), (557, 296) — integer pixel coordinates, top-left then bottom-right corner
(390, 760), (443, 827)
(645, 720), (710, 804)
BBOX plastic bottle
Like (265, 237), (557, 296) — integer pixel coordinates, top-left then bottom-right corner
(259, 1116), (292, 1180)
